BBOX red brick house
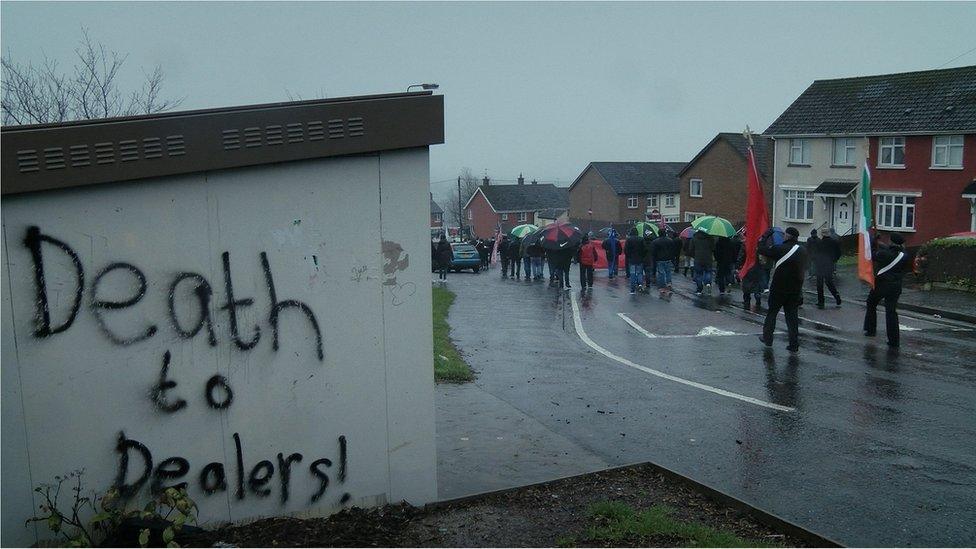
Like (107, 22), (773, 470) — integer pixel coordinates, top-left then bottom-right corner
(765, 65), (976, 247)
(678, 133), (774, 226)
(429, 193), (444, 238)
(463, 175), (569, 238)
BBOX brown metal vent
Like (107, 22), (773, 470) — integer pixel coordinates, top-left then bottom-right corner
(17, 149), (39, 173)
(16, 135), (186, 173)
(347, 117), (364, 137)
(222, 117), (365, 152)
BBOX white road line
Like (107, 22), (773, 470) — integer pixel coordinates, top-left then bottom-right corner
(573, 294), (794, 412)
(618, 313), (746, 339)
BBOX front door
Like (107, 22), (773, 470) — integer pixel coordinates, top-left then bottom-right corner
(832, 198), (853, 235)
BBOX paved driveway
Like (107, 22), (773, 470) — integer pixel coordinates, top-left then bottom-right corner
(434, 265), (976, 547)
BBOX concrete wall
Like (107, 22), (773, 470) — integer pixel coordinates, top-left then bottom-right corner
(1, 150), (437, 546)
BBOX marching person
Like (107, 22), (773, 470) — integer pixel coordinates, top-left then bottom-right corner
(641, 230), (656, 293)
(507, 236), (522, 279)
(689, 229), (716, 295)
(714, 235), (736, 294)
(811, 227), (842, 308)
(737, 241), (769, 312)
(602, 228), (622, 279)
(758, 227), (808, 353)
(652, 231), (677, 299)
(864, 233), (909, 348)
(499, 235), (511, 277)
(577, 234), (600, 291)
(527, 239), (545, 280)
(520, 237), (533, 280)
(476, 239), (489, 269)
(624, 227), (645, 295)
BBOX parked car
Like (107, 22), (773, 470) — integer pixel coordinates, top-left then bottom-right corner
(450, 243), (481, 272)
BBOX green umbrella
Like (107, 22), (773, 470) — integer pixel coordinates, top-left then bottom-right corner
(691, 215), (736, 237)
(635, 221), (659, 238)
(510, 224), (539, 238)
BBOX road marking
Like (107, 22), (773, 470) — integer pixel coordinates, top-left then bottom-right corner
(618, 313), (745, 338)
(574, 294), (794, 412)
(899, 324), (920, 331)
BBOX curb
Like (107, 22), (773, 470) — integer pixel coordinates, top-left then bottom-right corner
(427, 461), (844, 547)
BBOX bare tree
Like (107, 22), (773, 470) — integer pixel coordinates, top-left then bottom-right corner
(444, 167), (482, 230)
(2, 28), (183, 126)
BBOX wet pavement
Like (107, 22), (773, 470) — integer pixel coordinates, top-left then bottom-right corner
(433, 264), (976, 547)
(830, 264), (976, 322)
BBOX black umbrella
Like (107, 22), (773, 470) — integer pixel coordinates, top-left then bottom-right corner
(538, 221), (582, 251)
(521, 226), (546, 247)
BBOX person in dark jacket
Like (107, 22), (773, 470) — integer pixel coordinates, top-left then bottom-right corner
(652, 233), (677, 299)
(476, 240), (489, 269)
(713, 236), (737, 294)
(810, 228), (842, 308)
(507, 236), (522, 279)
(499, 236), (510, 277)
(689, 230), (716, 295)
(435, 235), (453, 282)
(737, 242), (769, 312)
(681, 235), (694, 276)
(758, 227), (808, 352)
(864, 233), (909, 347)
(602, 229), (622, 279)
(624, 227), (645, 295)
(670, 231), (682, 273)
(641, 233), (656, 292)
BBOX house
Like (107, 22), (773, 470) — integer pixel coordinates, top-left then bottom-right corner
(764, 65), (976, 246)
(567, 162), (684, 230)
(429, 193), (444, 237)
(964, 179), (976, 232)
(678, 133), (774, 225)
(463, 174), (569, 238)
(535, 208), (569, 226)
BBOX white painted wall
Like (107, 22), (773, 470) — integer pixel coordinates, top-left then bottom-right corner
(773, 138), (867, 240)
(1, 150), (436, 546)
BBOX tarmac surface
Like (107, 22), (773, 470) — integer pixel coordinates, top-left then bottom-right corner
(433, 263), (976, 547)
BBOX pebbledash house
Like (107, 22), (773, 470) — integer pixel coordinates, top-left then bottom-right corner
(764, 65), (976, 246)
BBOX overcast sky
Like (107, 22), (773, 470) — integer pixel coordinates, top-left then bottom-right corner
(3, 1), (975, 200)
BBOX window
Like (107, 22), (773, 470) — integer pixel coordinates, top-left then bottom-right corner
(832, 138), (856, 166)
(783, 190), (814, 221)
(467, 210), (472, 220)
(690, 179), (703, 197)
(879, 137), (905, 167)
(876, 194), (916, 230)
(684, 211), (706, 222)
(433, 213), (442, 222)
(789, 139), (811, 165)
(664, 215), (679, 223)
(627, 196), (639, 209)
(501, 213), (508, 221)
(647, 195), (658, 208)
(517, 212), (528, 222)
(665, 194), (676, 207)
(932, 135), (964, 168)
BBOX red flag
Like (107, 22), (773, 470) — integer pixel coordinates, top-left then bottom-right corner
(737, 147), (769, 279)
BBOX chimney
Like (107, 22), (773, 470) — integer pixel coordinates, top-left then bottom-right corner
(531, 179), (538, 185)
(483, 176), (490, 186)
(517, 173), (524, 185)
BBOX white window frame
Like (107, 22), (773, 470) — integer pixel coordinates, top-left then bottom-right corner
(832, 137), (856, 166)
(932, 135), (964, 168)
(467, 210), (472, 220)
(875, 194), (917, 231)
(878, 137), (906, 168)
(517, 212), (528, 222)
(684, 211), (706, 222)
(690, 179), (703, 197)
(789, 139), (811, 165)
(500, 213), (508, 221)
(433, 213), (442, 223)
(647, 195), (658, 208)
(664, 194), (676, 207)
(782, 189), (815, 222)
(627, 196), (639, 209)
(664, 215), (679, 223)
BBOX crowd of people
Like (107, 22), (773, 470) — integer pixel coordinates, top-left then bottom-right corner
(433, 223), (909, 352)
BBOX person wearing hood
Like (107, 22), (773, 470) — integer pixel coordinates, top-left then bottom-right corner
(864, 233), (909, 348)
(602, 228), (622, 279)
(758, 227), (808, 352)
(689, 229), (716, 295)
(624, 227), (645, 295)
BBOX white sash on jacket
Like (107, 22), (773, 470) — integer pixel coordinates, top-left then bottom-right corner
(876, 251), (905, 277)
(770, 244), (800, 279)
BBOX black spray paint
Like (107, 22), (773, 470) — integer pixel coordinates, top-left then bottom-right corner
(200, 462), (227, 495)
(168, 273), (217, 346)
(114, 431), (153, 498)
(205, 375), (234, 409)
(23, 226), (84, 337)
(90, 262), (158, 345)
(220, 252), (261, 351)
(260, 252), (323, 361)
(150, 351), (187, 413)
(151, 457), (190, 495)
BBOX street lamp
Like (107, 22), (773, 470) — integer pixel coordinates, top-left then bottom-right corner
(406, 83), (439, 92)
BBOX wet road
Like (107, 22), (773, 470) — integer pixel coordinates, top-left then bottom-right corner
(436, 266), (976, 547)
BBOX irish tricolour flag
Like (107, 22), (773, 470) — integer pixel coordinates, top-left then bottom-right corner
(858, 162), (875, 287)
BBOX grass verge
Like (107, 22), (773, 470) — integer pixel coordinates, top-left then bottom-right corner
(560, 501), (782, 548)
(836, 254), (858, 267)
(432, 286), (474, 382)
